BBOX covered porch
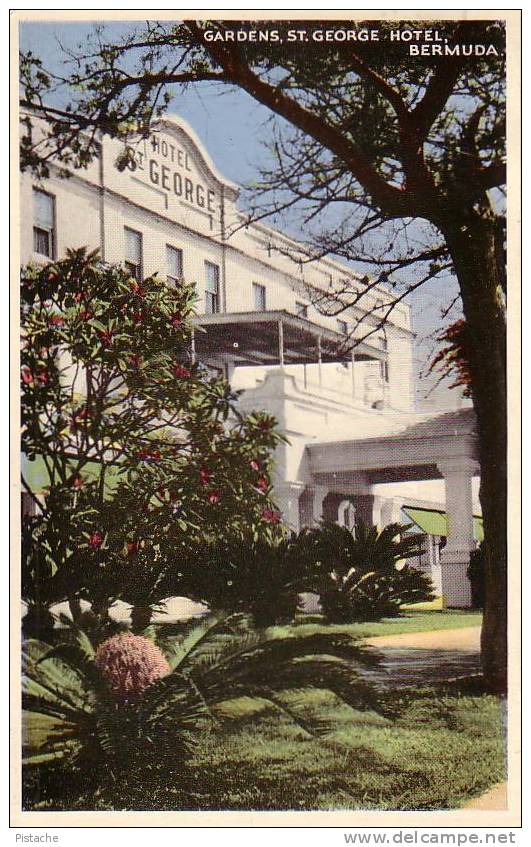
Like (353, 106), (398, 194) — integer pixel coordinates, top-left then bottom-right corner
(192, 309), (388, 400)
(297, 408), (480, 607)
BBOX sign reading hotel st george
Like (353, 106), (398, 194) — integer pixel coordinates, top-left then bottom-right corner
(131, 132), (218, 214)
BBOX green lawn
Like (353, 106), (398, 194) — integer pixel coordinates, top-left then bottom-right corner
(24, 684), (504, 812)
(280, 609), (483, 640)
(24, 610), (499, 813)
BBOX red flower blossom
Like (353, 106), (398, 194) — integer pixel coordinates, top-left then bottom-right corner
(199, 467), (213, 485)
(79, 309), (94, 321)
(88, 531), (104, 549)
(74, 291), (86, 303)
(138, 448), (161, 462)
(262, 508), (281, 524)
(130, 281), (145, 297)
(208, 490), (221, 505)
(21, 368), (34, 385)
(98, 329), (113, 347)
(36, 369), (50, 384)
(173, 363), (191, 379)
(255, 476), (269, 493)
(70, 406), (91, 432)
(170, 313), (182, 329)
(249, 459), (260, 472)
(72, 476), (84, 489)
(129, 353), (142, 369)
(48, 315), (65, 327)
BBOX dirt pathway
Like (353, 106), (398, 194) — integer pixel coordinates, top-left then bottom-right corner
(364, 625), (481, 651)
(464, 781), (508, 810)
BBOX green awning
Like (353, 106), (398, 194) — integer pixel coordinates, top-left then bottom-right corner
(403, 506), (484, 542)
(473, 516), (484, 543)
(22, 454), (123, 496)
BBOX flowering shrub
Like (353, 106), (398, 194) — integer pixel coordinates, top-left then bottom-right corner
(21, 248), (286, 622)
(94, 633), (170, 699)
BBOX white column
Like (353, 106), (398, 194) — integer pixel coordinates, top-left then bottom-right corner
(437, 458), (479, 607)
(274, 482), (304, 533)
(278, 320), (285, 369)
(379, 497), (403, 527)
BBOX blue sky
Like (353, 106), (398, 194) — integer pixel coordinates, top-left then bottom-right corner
(19, 20), (463, 409)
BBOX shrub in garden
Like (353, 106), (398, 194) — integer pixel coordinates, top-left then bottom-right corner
(21, 248), (285, 631)
(22, 614), (385, 795)
(183, 535), (313, 627)
(297, 521), (434, 622)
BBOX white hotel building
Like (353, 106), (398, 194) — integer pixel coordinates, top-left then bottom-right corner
(20, 114), (482, 607)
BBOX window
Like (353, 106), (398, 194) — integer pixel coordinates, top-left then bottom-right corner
(166, 245), (183, 286)
(33, 189), (55, 257)
(253, 282), (266, 312)
(295, 301), (308, 319)
(205, 261), (220, 314)
(337, 319), (348, 335)
(124, 227), (142, 280)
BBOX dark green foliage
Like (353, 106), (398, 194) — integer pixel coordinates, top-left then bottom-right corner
(22, 614), (386, 786)
(467, 543), (485, 609)
(298, 521), (434, 622)
(182, 535), (313, 627)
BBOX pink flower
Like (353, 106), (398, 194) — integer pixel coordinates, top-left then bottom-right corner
(48, 315), (65, 327)
(72, 476), (84, 489)
(170, 312), (182, 329)
(88, 531), (104, 549)
(255, 476), (269, 493)
(94, 633), (170, 701)
(173, 363), (191, 379)
(74, 291), (86, 303)
(21, 368), (34, 385)
(250, 460), (260, 472)
(138, 448), (161, 462)
(208, 490), (221, 505)
(199, 467), (213, 485)
(98, 329), (113, 347)
(262, 508), (281, 524)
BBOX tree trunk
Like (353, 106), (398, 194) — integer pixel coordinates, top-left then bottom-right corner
(443, 210), (507, 693)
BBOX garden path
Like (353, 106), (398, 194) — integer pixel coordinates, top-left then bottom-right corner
(364, 625), (481, 651)
(361, 626), (482, 688)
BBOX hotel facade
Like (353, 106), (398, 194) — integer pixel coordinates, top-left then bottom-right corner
(20, 114), (481, 607)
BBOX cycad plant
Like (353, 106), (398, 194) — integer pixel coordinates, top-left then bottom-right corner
(182, 536), (312, 627)
(298, 521), (434, 623)
(23, 614), (386, 789)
